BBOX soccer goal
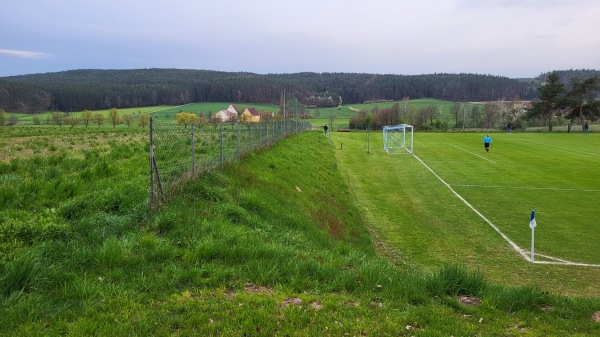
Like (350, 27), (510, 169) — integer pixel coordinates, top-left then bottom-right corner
(383, 124), (413, 154)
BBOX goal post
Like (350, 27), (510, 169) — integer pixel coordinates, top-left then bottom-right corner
(383, 124), (413, 154)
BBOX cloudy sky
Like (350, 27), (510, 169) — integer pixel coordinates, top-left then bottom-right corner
(1, 0), (599, 78)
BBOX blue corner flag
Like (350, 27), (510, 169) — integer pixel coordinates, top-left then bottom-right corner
(529, 210), (537, 229)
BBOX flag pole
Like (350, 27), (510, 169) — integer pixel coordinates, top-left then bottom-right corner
(531, 222), (535, 262)
(529, 210), (536, 262)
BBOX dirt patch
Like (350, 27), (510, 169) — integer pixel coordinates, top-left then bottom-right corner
(244, 285), (274, 295)
(592, 311), (600, 322)
(281, 297), (302, 308)
(459, 296), (481, 306)
(309, 301), (323, 311)
(310, 197), (345, 239)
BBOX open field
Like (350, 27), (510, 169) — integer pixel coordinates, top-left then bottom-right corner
(1, 127), (600, 334)
(4, 99), (484, 129)
(333, 131), (600, 297)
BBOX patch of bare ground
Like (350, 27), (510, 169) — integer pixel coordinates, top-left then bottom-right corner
(458, 296), (481, 306)
(244, 285), (274, 295)
(281, 297), (302, 308)
(592, 311), (600, 322)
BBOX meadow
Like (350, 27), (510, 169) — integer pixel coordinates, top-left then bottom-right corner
(5, 98), (477, 131)
(333, 131), (600, 297)
(1, 117), (600, 334)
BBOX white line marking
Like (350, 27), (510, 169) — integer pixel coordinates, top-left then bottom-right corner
(519, 138), (600, 157)
(451, 184), (600, 192)
(448, 144), (496, 163)
(412, 153), (600, 267)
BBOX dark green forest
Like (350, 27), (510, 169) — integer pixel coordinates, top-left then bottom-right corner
(1, 68), (598, 113)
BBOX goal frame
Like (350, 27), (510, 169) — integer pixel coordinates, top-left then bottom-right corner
(382, 124), (413, 154)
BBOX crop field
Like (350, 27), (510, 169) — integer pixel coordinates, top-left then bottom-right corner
(333, 131), (600, 297)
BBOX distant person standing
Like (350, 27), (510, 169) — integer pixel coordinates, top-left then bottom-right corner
(568, 121), (572, 133)
(483, 134), (492, 153)
(584, 122), (589, 133)
(323, 124), (329, 136)
(506, 122), (511, 134)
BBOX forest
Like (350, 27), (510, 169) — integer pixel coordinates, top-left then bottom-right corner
(0, 68), (598, 113)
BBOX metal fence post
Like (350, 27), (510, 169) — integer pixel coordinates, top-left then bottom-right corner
(191, 122), (195, 174)
(237, 122), (241, 161)
(149, 117), (154, 208)
(220, 122), (224, 166)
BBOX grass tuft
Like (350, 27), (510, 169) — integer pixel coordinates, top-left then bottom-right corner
(426, 264), (487, 297)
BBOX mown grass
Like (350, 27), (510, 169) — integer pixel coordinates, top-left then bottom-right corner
(333, 130), (600, 297)
(1, 127), (599, 335)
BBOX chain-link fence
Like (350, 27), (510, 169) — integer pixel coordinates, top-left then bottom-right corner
(149, 118), (311, 206)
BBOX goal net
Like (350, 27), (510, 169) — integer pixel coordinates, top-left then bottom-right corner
(383, 124), (413, 154)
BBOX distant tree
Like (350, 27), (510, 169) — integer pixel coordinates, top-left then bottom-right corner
(137, 114), (150, 128)
(402, 97), (410, 120)
(93, 113), (104, 128)
(8, 115), (18, 126)
(175, 112), (200, 128)
(450, 103), (461, 127)
(228, 113), (238, 130)
(564, 75), (600, 130)
(0, 109), (6, 126)
(32, 115), (42, 125)
(527, 71), (565, 131)
(81, 109), (93, 128)
(196, 116), (208, 128)
(65, 115), (80, 128)
(499, 98), (527, 131)
(211, 116), (221, 129)
(483, 101), (500, 129)
(51, 112), (66, 127)
(122, 113), (134, 127)
(108, 108), (120, 128)
(471, 105), (481, 128)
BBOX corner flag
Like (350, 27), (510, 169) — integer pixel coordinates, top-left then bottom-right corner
(529, 210), (537, 262)
(529, 210), (537, 229)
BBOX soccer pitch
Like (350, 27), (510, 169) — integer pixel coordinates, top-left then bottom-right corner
(333, 131), (600, 295)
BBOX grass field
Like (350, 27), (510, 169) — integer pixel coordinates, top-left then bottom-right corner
(333, 130), (600, 297)
(5, 98), (481, 130)
(2, 126), (600, 335)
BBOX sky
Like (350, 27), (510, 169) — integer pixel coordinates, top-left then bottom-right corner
(1, 0), (599, 78)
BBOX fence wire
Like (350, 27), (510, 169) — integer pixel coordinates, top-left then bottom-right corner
(150, 119), (311, 206)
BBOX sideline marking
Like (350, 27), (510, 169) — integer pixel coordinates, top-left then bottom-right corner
(451, 184), (600, 193)
(448, 144), (496, 163)
(412, 153), (600, 267)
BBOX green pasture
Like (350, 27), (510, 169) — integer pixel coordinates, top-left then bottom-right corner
(314, 98), (482, 121)
(4, 99), (482, 129)
(2, 126), (600, 334)
(333, 130), (600, 296)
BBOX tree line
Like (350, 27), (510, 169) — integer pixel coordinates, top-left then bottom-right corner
(345, 70), (599, 132)
(528, 71), (600, 131)
(0, 68), (545, 113)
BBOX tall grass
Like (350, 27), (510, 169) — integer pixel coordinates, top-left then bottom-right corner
(1, 127), (600, 335)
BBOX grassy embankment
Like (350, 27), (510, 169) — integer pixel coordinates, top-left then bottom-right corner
(0, 127), (599, 335)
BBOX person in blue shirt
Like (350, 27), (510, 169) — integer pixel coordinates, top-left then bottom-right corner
(483, 134), (492, 152)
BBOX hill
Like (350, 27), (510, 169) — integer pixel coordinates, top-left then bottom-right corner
(1, 69), (538, 113)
